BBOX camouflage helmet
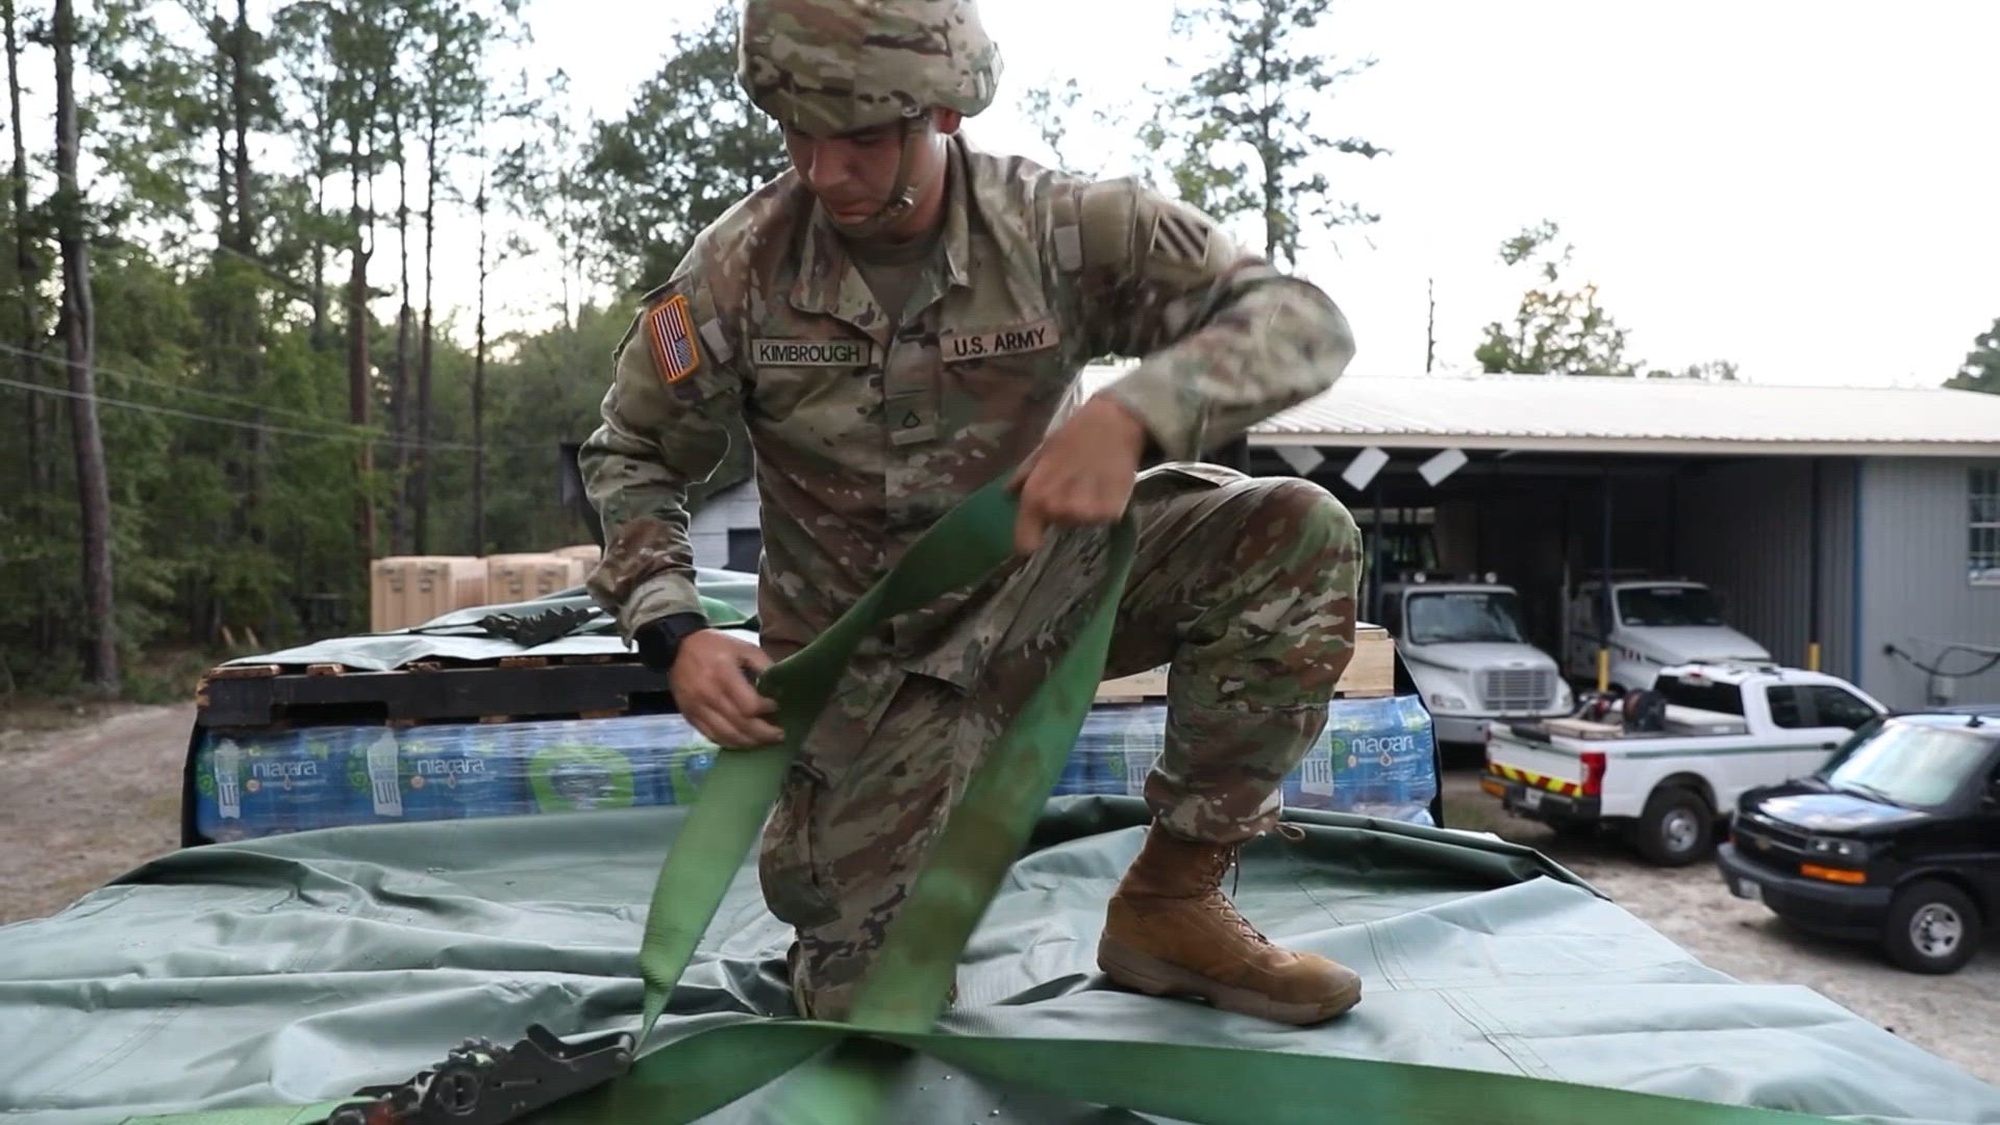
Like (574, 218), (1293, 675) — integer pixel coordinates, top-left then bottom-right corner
(736, 0), (1003, 137)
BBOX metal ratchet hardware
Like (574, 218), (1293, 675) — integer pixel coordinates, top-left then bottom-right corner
(326, 1024), (635, 1125)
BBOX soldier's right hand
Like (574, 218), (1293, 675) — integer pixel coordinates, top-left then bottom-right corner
(670, 630), (785, 749)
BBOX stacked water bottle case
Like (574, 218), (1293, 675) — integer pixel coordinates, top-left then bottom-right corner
(189, 696), (1439, 844)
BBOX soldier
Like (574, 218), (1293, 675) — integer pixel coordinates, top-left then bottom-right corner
(580, 0), (1369, 1027)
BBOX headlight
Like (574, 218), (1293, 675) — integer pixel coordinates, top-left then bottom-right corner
(1428, 693), (1468, 711)
(1556, 681), (1574, 707)
(1805, 836), (1868, 861)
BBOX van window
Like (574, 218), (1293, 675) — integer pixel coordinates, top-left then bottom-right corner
(1819, 719), (2000, 809)
(1655, 674), (1745, 715)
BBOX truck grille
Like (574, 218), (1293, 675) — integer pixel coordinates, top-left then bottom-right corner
(1731, 814), (1808, 870)
(1480, 668), (1556, 712)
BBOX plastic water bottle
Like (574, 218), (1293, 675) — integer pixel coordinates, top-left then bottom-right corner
(212, 738), (242, 822)
(365, 730), (403, 818)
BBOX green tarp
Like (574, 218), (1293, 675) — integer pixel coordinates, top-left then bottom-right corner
(216, 568), (761, 673)
(2, 797), (1996, 1125)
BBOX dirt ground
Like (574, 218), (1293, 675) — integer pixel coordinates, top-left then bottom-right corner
(1, 706), (1995, 1092)
(0, 702), (193, 923)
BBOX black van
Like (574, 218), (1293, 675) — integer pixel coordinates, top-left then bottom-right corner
(1716, 703), (2000, 974)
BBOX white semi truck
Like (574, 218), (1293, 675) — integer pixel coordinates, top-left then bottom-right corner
(1376, 576), (1573, 745)
(1562, 576), (1772, 692)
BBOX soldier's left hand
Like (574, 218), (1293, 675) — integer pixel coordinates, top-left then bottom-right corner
(1008, 395), (1150, 555)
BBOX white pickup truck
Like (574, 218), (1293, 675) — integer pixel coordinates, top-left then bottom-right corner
(1482, 662), (1888, 865)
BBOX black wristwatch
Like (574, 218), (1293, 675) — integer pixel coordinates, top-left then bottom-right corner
(635, 612), (711, 672)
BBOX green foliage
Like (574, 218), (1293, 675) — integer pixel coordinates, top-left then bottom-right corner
(1137, 0), (1386, 267)
(576, 0), (790, 293)
(1475, 221), (1745, 382)
(1645, 359), (1740, 382)
(1474, 220), (1638, 378)
(0, 0), (655, 699)
(1945, 316), (2000, 394)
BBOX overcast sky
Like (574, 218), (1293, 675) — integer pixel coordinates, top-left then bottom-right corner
(459, 0), (2000, 389)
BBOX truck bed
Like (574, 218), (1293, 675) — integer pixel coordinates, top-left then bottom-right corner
(2, 798), (1996, 1124)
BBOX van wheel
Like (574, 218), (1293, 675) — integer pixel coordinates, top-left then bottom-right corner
(1883, 880), (1982, 974)
(1631, 786), (1713, 866)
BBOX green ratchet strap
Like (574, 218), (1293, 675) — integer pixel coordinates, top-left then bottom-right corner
(124, 479), (1845, 1125)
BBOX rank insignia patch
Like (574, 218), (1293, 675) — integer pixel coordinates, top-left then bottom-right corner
(646, 292), (701, 384)
(1148, 209), (1211, 267)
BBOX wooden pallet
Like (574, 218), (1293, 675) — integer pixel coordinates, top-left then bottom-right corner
(1092, 623), (1396, 704)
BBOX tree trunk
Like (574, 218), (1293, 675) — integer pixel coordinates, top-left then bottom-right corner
(415, 112), (439, 555)
(309, 98), (330, 350)
(3, 0), (33, 490)
(213, 60), (231, 248)
(229, 0), (265, 549)
(347, 115), (373, 561)
(53, 0), (117, 692)
(231, 0), (253, 250)
(389, 108), (411, 556)
(4, 0), (50, 655)
(212, 52), (242, 551)
(472, 170), (487, 554)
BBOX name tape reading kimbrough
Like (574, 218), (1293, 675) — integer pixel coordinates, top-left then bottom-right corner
(753, 338), (871, 366)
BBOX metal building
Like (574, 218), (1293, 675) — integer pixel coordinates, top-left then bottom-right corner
(668, 369), (2000, 710)
(1237, 372), (2000, 711)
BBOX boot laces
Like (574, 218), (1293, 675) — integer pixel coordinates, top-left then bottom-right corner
(1205, 844), (1273, 948)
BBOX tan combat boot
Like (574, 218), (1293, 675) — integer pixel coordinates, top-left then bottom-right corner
(1096, 824), (1362, 1025)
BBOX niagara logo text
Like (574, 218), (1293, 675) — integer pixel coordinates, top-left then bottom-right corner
(416, 758), (489, 776)
(252, 760), (319, 779)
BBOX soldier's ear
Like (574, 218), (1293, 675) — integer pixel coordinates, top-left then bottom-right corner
(932, 108), (963, 135)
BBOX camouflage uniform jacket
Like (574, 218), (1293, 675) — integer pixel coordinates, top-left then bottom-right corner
(579, 134), (1357, 695)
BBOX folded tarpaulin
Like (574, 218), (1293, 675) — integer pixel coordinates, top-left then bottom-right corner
(2, 797), (1996, 1125)
(210, 567), (762, 673)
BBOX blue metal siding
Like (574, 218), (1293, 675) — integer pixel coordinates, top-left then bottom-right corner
(1858, 458), (2000, 709)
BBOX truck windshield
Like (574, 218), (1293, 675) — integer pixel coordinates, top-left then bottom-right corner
(1817, 720), (1998, 809)
(1405, 591), (1529, 645)
(1616, 585), (1725, 627)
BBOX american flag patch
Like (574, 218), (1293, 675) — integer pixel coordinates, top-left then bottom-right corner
(645, 292), (701, 383)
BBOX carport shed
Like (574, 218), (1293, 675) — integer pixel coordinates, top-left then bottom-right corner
(1224, 372), (2000, 711)
(625, 369), (2000, 712)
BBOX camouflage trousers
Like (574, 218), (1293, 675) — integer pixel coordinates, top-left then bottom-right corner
(756, 464), (1365, 1020)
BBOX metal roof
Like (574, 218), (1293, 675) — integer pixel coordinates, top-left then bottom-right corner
(1080, 367), (2000, 456)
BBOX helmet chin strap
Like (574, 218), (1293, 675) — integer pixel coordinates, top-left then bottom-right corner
(835, 116), (932, 241)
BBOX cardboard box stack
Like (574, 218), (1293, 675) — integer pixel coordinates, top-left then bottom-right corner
(368, 545), (610, 632)
(552, 544), (601, 588)
(485, 554), (577, 604)
(369, 557), (489, 633)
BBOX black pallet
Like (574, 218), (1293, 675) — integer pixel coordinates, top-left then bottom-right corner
(193, 657), (675, 730)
